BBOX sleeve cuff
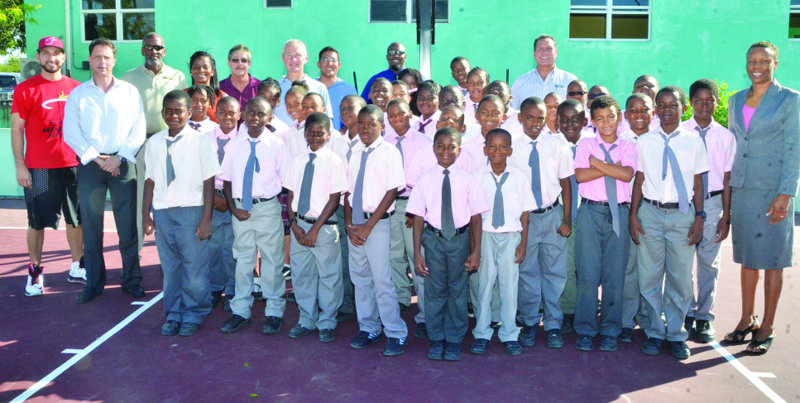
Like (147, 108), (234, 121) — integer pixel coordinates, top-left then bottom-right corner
(80, 148), (100, 165)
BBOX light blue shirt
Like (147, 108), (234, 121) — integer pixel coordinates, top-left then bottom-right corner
(321, 78), (357, 130)
(510, 66), (577, 109)
(274, 74), (333, 126)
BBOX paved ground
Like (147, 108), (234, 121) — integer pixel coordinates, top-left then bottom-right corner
(0, 199), (797, 402)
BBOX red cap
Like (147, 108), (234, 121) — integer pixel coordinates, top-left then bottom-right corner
(38, 36), (65, 52)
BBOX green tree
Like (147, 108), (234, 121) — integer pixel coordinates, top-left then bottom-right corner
(0, 1), (41, 55)
(0, 57), (21, 72)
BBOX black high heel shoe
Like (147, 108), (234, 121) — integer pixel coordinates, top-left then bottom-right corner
(746, 332), (775, 355)
(723, 317), (759, 344)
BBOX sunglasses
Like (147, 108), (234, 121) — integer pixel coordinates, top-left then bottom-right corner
(567, 91), (587, 96)
(588, 92), (607, 100)
(143, 45), (164, 51)
(230, 57), (250, 64)
(387, 50), (406, 56)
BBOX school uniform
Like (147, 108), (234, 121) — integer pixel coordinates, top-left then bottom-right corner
(384, 128), (432, 324)
(407, 164), (488, 343)
(145, 126), (220, 326)
(237, 119), (289, 143)
(635, 127), (708, 342)
(473, 166), (535, 342)
(329, 132), (361, 315)
(285, 121), (341, 158)
(406, 142), (479, 188)
(415, 110), (441, 141)
(460, 132), (489, 173)
(500, 108), (525, 140)
(559, 138), (580, 320)
(573, 136), (637, 338)
(207, 125), (238, 297)
(189, 118), (218, 136)
(681, 117), (736, 322)
(618, 114), (661, 135)
(509, 133), (574, 331)
(346, 137), (408, 339)
(285, 146), (348, 331)
(463, 97), (478, 126)
(219, 130), (290, 320)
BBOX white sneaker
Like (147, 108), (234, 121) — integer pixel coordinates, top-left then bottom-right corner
(25, 264), (44, 297)
(67, 260), (87, 284)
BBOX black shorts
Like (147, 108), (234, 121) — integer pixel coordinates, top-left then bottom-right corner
(24, 167), (81, 230)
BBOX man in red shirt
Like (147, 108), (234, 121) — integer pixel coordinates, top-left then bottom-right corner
(11, 36), (84, 296)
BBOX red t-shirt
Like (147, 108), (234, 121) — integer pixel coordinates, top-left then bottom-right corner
(11, 75), (81, 168)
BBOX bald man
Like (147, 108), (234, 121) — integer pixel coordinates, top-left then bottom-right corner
(360, 42), (408, 102)
(273, 39), (333, 126)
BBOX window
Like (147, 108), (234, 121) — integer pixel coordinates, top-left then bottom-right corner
(569, 0), (649, 40)
(81, 0), (154, 42)
(790, 0), (800, 39)
(264, 0), (292, 8)
(369, 0), (449, 23)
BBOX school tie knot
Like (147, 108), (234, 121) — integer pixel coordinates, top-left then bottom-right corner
(266, 124), (276, 133)
(660, 132), (690, 214)
(418, 119), (433, 133)
(188, 121), (200, 130)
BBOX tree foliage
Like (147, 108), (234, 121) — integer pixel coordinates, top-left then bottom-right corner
(0, 1), (41, 56)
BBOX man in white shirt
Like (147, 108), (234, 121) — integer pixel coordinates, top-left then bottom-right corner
(510, 35), (577, 109)
(63, 39), (146, 304)
(273, 39), (333, 126)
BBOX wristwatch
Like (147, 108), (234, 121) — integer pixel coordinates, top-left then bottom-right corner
(119, 156), (126, 163)
(695, 210), (706, 219)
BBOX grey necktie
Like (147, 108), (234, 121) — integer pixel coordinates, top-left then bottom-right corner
(241, 139), (260, 212)
(216, 137), (230, 164)
(599, 143), (620, 236)
(528, 141), (543, 208)
(351, 148), (374, 225)
(395, 136), (405, 167)
(661, 132), (690, 214)
(695, 126), (710, 198)
(569, 146), (578, 222)
(492, 172), (509, 228)
(347, 138), (358, 161)
(166, 136), (180, 186)
(441, 168), (456, 239)
(297, 153), (316, 216)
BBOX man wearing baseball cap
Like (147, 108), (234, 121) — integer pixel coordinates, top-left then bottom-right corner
(11, 36), (85, 296)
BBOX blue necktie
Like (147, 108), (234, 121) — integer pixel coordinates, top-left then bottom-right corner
(216, 137), (230, 164)
(166, 136), (180, 186)
(297, 153), (316, 216)
(695, 126), (710, 198)
(351, 148), (374, 225)
(395, 136), (405, 168)
(492, 172), (509, 228)
(441, 169), (456, 239)
(241, 140), (260, 212)
(346, 138), (358, 161)
(599, 143), (620, 236)
(569, 146), (578, 222)
(661, 132), (690, 214)
(528, 141), (543, 208)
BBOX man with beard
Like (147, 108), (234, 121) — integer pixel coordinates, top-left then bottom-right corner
(122, 32), (188, 253)
(11, 36), (84, 296)
(317, 46), (357, 130)
(360, 42), (408, 102)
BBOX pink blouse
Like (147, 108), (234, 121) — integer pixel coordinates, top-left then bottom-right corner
(743, 104), (756, 132)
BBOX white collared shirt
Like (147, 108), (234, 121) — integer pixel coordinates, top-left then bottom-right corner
(346, 136), (405, 214)
(681, 117), (736, 193)
(285, 146), (348, 218)
(509, 133), (575, 209)
(478, 166), (535, 233)
(510, 66), (577, 109)
(637, 127), (709, 203)
(219, 131), (289, 199)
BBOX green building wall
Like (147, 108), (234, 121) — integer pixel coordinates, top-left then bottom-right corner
(4, 0), (799, 197)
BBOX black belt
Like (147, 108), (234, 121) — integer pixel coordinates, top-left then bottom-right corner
(531, 200), (559, 214)
(364, 211), (395, 220)
(643, 197), (680, 209)
(396, 196), (410, 200)
(214, 189), (225, 197)
(298, 214), (337, 225)
(583, 199), (630, 208)
(425, 223), (468, 237)
(706, 190), (723, 199)
(234, 196), (276, 204)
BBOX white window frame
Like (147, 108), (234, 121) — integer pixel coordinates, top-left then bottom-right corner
(569, 0), (650, 41)
(263, 0), (292, 9)
(790, 2), (800, 40)
(80, 0), (155, 43)
(368, 0), (450, 24)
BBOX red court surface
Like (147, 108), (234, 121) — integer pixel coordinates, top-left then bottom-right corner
(0, 198), (798, 402)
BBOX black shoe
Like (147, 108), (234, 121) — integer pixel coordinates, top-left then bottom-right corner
(288, 324), (313, 339)
(619, 327), (634, 343)
(179, 323), (200, 337)
(221, 314), (250, 333)
(519, 325), (537, 347)
(669, 340), (691, 360)
(211, 291), (223, 308)
(561, 314), (574, 335)
(262, 316), (283, 335)
(319, 329), (335, 343)
(746, 332), (775, 355)
(350, 330), (383, 349)
(545, 329), (564, 349)
(122, 285), (145, 298)
(428, 340), (445, 360)
(470, 338), (490, 354)
(222, 295), (233, 312)
(444, 342), (461, 361)
(504, 341), (523, 356)
(414, 322), (428, 339)
(694, 320), (716, 343)
(336, 310), (355, 322)
(161, 320), (180, 336)
(575, 335), (593, 351)
(75, 290), (95, 304)
(641, 337), (664, 356)
(383, 337), (407, 356)
(490, 321), (501, 338)
(399, 303), (409, 316)
(684, 316), (695, 337)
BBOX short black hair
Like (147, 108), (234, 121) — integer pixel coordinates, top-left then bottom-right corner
(467, 67), (489, 82)
(625, 93), (652, 109)
(747, 41), (779, 61)
(318, 46), (338, 60)
(392, 80), (409, 89)
(186, 84), (215, 104)
(689, 79), (720, 100)
(371, 77), (392, 91)
(341, 94), (366, 110)
(589, 95), (620, 119)
(433, 127), (461, 146)
(287, 80), (310, 98)
(305, 111), (331, 131)
(568, 79), (587, 91)
(450, 56), (469, 67)
(544, 91), (563, 103)
(387, 98), (410, 111)
(217, 95), (240, 110)
(634, 75), (659, 88)
(520, 96), (546, 112)
(358, 104), (384, 122)
(189, 51), (220, 94)
(398, 68), (423, 87)
(656, 86), (687, 108)
(558, 98), (585, 115)
(303, 92), (324, 104)
(533, 34), (556, 50)
(258, 77), (282, 95)
(478, 94), (507, 113)
(417, 80), (441, 97)
(162, 89), (190, 109)
(440, 105), (465, 126)
(245, 96), (270, 111)
(486, 128), (512, 145)
(89, 38), (116, 56)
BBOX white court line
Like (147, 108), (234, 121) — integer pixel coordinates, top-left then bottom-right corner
(710, 342), (786, 403)
(12, 292), (163, 403)
(752, 372), (777, 379)
(0, 226), (118, 233)
(60, 349), (83, 355)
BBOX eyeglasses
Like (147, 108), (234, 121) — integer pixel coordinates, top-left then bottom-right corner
(567, 91), (587, 96)
(143, 45), (164, 52)
(230, 57), (250, 64)
(319, 57), (338, 63)
(588, 92), (607, 100)
(387, 50), (406, 56)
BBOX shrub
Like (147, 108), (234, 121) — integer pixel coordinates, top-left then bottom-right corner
(681, 80), (737, 128)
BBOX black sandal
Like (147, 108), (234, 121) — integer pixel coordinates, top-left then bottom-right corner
(723, 317), (759, 344)
(746, 332), (775, 355)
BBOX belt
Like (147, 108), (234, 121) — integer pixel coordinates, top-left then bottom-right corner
(234, 196), (276, 204)
(642, 197), (681, 209)
(298, 214), (337, 225)
(530, 200), (559, 214)
(396, 196), (410, 200)
(425, 223), (468, 237)
(364, 211), (395, 220)
(706, 190), (723, 199)
(214, 189), (225, 197)
(583, 199), (630, 208)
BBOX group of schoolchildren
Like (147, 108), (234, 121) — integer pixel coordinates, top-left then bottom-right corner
(147, 55), (735, 362)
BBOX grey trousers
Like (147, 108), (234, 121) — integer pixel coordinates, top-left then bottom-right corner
(230, 198), (285, 320)
(209, 208), (235, 295)
(422, 226), (470, 343)
(574, 203), (630, 338)
(636, 202), (695, 342)
(335, 205), (355, 314)
(390, 198), (426, 323)
(153, 206), (211, 324)
(689, 194), (723, 321)
(472, 232), (521, 342)
(348, 217), (408, 339)
(77, 161), (141, 295)
(519, 205), (568, 331)
(291, 219), (342, 331)
(559, 219), (578, 315)
(622, 240), (648, 329)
